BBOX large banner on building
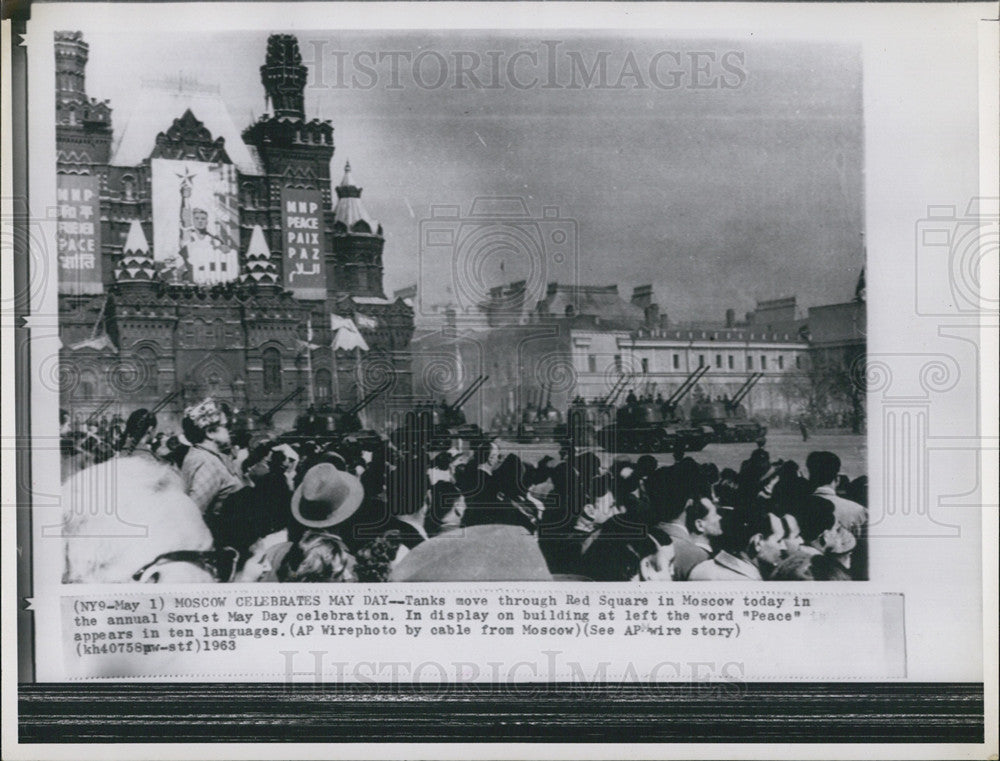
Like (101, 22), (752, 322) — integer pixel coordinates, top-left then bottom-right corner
(57, 174), (103, 294)
(151, 158), (240, 284)
(280, 186), (326, 300)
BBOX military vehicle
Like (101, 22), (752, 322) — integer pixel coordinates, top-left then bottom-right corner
(597, 366), (711, 453)
(433, 373), (490, 442)
(689, 372), (768, 443)
(556, 372), (633, 447)
(508, 385), (564, 442)
(233, 386), (304, 439)
(390, 374), (490, 453)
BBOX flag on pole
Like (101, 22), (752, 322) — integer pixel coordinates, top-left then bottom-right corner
(330, 314), (369, 352)
(68, 333), (118, 353)
(354, 313), (378, 330)
(296, 316), (320, 354)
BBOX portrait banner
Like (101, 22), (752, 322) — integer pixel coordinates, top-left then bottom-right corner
(56, 174), (102, 294)
(151, 158), (240, 284)
(281, 186), (326, 299)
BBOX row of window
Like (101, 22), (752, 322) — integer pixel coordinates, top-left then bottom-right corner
(70, 348), (289, 398)
(586, 353), (801, 374)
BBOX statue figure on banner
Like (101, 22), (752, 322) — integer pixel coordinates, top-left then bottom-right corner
(170, 167), (239, 284)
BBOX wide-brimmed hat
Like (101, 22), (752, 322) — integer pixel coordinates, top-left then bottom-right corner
(390, 524), (552, 582)
(291, 463), (365, 529)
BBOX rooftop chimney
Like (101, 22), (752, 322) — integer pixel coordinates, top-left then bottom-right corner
(631, 284), (654, 309)
(645, 303), (660, 328)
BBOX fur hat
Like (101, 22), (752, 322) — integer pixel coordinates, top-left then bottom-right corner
(183, 397), (224, 433)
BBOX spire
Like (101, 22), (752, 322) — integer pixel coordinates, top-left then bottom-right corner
(260, 34), (307, 120)
(115, 220), (157, 285)
(336, 160), (361, 200)
(241, 224), (280, 287)
(123, 219), (149, 253)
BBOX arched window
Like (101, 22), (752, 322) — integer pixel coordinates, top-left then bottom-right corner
(68, 107), (77, 126)
(136, 347), (158, 393)
(122, 175), (135, 202)
(351, 220), (372, 234)
(315, 369), (332, 401)
(262, 348), (282, 394)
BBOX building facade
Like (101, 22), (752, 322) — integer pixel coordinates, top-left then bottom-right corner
(55, 32), (414, 431)
(413, 282), (814, 429)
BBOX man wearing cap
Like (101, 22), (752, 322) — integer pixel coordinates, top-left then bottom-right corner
(180, 398), (246, 522)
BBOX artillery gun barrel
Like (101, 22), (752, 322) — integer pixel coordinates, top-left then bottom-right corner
(666, 365), (709, 406)
(599, 374), (628, 406)
(86, 399), (113, 424)
(607, 371), (636, 407)
(262, 386), (304, 420)
(448, 374), (490, 411)
(346, 380), (393, 415)
(730, 372), (764, 406)
(150, 388), (182, 416)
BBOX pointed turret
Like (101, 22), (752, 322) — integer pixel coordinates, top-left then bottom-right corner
(241, 224), (280, 288)
(329, 161), (387, 298)
(114, 220), (157, 284)
(333, 161), (382, 235)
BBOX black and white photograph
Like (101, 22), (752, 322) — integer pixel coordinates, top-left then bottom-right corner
(2, 0), (996, 755)
(53, 27), (869, 586)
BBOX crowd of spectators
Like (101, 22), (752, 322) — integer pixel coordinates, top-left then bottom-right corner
(61, 397), (868, 584)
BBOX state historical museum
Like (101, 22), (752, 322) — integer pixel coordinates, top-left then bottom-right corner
(55, 32), (415, 429)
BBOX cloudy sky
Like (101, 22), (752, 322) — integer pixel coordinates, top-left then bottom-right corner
(77, 29), (864, 322)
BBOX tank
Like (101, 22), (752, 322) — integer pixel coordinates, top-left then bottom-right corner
(279, 382), (392, 449)
(391, 375), (490, 452)
(596, 366), (711, 453)
(598, 400), (709, 453)
(506, 385), (565, 443)
(689, 373), (768, 443)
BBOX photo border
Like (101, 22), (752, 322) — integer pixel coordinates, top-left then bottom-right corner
(3, 0), (996, 755)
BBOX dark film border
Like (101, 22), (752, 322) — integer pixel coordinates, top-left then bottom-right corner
(19, 682), (984, 743)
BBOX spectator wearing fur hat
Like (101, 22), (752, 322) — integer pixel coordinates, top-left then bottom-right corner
(180, 398), (246, 521)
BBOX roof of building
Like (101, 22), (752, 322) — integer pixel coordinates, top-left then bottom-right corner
(122, 219), (149, 253)
(332, 162), (383, 235)
(110, 79), (262, 174)
(808, 300), (866, 345)
(535, 283), (645, 329)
